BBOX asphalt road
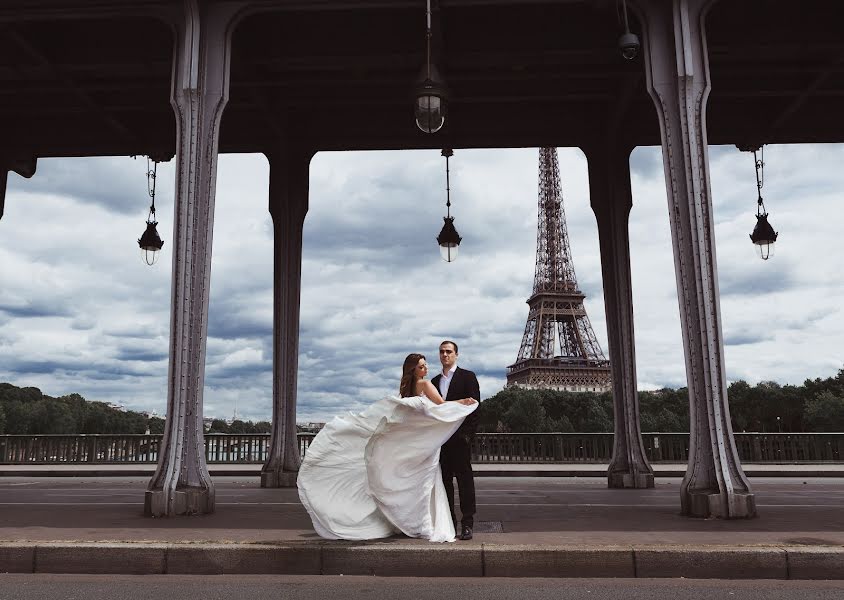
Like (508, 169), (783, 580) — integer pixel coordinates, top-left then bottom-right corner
(0, 476), (842, 546)
(0, 575), (841, 600)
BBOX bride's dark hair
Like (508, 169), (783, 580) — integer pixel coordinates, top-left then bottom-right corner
(399, 353), (426, 398)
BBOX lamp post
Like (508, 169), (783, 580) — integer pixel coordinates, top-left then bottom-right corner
(749, 147), (778, 260)
(436, 148), (461, 262)
(138, 157), (164, 266)
(414, 0), (448, 133)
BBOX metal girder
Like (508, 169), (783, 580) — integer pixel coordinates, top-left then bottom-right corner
(1, 25), (135, 140)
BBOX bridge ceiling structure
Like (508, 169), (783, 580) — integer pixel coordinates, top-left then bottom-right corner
(0, 0), (842, 161)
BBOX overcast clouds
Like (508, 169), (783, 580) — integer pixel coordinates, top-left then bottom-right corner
(1, 143), (842, 422)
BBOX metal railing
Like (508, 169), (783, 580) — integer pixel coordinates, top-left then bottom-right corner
(0, 432), (840, 465)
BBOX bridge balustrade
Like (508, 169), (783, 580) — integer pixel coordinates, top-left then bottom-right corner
(0, 433), (840, 464)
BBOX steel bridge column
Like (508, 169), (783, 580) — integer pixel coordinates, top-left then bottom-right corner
(585, 143), (654, 490)
(638, 0), (755, 517)
(145, 0), (245, 517)
(261, 145), (312, 488)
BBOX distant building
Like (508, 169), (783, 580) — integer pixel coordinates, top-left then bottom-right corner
(298, 422), (326, 433)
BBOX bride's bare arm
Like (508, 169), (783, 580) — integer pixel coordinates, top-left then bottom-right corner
(417, 380), (445, 404)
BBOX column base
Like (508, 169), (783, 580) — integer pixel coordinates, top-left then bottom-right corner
(608, 469), (654, 489)
(260, 469), (298, 488)
(144, 487), (215, 517)
(682, 491), (757, 519)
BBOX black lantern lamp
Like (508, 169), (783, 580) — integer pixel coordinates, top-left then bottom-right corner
(436, 148), (462, 262)
(749, 147), (778, 260)
(138, 157), (164, 266)
(617, 0), (640, 60)
(414, 0), (448, 133)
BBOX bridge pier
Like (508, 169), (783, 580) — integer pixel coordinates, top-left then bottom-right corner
(260, 146), (312, 488)
(639, 0), (756, 518)
(145, 1), (244, 517)
(586, 142), (654, 490)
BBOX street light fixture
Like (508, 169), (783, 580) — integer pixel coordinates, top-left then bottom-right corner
(618, 0), (640, 60)
(749, 147), (778, 260)
(138, 157), (164, 266)
(436, 148), (461, 262)
(414, 0), (448, 133)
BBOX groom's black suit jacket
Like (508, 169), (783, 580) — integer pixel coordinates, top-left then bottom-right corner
(431, 366), (480, 437)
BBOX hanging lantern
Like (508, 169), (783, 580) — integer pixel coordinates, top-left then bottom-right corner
(138, 157), (164, 266)
(748, 147), (778, 261)
(437, 216), (462, 262)
(750, 212), (778, 261)
(436, 148), (461, 262)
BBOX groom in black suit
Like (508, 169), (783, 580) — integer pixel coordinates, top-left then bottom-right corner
(431, 340), (480, 541)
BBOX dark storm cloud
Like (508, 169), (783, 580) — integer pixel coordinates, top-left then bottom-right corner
(114, 348), (168, 362)
(6, 360), (61, 375)
(717, 265), (796, 296)
(208, 299), (272, 340)
(724, 331), (775, 346)
(0, 302), (71, 318)
(303, 208), (437, 270)
(102, 325), (163, 340)
(206, 362), (270, 385)
(7, 356), (153, 380)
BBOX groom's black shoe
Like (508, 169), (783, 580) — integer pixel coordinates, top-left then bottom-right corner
(458, 525), (473, 540)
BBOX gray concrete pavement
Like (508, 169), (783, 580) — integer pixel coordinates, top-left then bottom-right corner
(0, 472), (841, 579)
(0, 575), (841, 600)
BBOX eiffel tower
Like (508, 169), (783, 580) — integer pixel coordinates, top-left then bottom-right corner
(506, 148), (611, 392)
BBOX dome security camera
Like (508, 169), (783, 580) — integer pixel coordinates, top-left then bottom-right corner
(618, 31), (640, 60)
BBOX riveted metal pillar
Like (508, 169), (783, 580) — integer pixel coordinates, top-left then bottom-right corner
(145, 0), (245, 516)
(638, 0), (755, 518)
(261, 146), (312, 488)
(585, 142), (654, 490)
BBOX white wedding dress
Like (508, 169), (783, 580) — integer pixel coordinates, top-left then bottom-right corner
(297, 393), (477, 543)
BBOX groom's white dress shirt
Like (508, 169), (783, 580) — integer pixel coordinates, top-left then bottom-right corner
(438, 364), (458, 400)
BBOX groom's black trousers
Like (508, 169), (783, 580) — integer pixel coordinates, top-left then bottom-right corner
(440, 434), (475, 528)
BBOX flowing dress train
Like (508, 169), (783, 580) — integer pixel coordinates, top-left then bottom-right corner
(297, 394), (477, 543)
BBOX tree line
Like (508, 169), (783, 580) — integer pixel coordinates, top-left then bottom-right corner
(0, 383), (270, 435)
(476, 368), (844, 433)
(2, 367), (844, 434)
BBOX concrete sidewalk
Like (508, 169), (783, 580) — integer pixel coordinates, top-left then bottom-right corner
(0, 473), (841, 579)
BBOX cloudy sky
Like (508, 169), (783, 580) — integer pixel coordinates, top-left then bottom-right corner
(1, 143), (842, 422)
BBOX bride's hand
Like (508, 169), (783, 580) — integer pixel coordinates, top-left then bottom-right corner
(458, 397), (478, 405)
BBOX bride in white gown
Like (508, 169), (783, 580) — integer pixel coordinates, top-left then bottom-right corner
(297, 353), (478, 543)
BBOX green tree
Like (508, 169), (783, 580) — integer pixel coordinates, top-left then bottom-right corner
(804, 391), (844, 432)
(228, 420), (255, 434)
(147, 416), (166, 434)
(3, 400), (33, 434)
(208, 419), (230, 433)
(28, 399), (76, 434)
(503, 396), (547, 432)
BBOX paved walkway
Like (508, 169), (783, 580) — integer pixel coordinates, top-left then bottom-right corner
(0, 467), (841, 579)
